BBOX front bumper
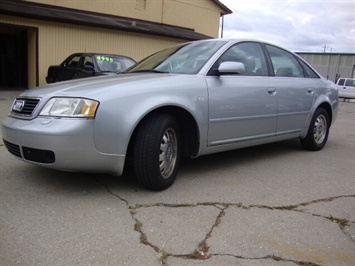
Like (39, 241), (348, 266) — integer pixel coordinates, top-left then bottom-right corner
(2, 117), (125, 176)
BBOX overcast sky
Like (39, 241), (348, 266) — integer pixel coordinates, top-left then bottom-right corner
(219, 0), (354, 53)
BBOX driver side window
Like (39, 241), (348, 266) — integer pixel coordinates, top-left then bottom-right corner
(208, 42), (268, 76)
(83, 56), (94, 68)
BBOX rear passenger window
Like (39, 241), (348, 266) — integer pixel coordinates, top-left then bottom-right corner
(266, 45), (304, 77)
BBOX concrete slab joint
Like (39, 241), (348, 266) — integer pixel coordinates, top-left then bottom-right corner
(97, 177), (355, 266)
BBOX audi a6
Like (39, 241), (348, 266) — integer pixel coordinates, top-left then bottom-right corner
(2, 39), (338, 190)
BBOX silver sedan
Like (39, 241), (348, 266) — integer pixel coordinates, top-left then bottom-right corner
(2, 39), (339, 190)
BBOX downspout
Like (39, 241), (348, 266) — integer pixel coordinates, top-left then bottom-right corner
(326, 52), (331, 80)
(161, 0), (164, 24)
(220, 15), (224, 38)
(335, 54), (340, 82)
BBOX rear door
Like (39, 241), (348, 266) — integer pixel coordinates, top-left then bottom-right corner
(265, 44), (316, 136)
(206, 42), (277, 146)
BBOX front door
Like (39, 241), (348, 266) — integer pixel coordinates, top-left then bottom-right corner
(206, 42), (277, 146)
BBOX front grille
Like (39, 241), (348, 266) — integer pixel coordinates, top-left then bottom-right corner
(3, 139), (21, 158)
(23, 146), (55, 163)
(12, 98), (41, 116)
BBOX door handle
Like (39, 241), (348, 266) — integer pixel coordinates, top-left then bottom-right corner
(307, 88), (314, 94)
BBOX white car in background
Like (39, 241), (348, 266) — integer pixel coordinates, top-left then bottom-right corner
(336, 78), (355, 98)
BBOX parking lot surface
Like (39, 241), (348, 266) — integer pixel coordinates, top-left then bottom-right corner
(1, 90), (354, 266)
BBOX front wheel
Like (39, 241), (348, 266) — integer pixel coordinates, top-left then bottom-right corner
(133, 113), (181, 190)
(300, 108), (330, 151)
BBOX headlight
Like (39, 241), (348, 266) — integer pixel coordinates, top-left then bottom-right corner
(39, 98), (99, 118)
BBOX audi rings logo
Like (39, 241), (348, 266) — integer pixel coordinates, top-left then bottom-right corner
(12, 100), (25, 112)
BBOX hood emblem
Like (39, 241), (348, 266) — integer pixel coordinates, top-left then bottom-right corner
(12, 100), (25, 112)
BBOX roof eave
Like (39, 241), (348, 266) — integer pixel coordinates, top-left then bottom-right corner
(0, 0), (211, 41)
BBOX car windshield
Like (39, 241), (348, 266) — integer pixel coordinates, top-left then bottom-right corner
(127, 40), (227, 74)
(94, 55), (135, 73)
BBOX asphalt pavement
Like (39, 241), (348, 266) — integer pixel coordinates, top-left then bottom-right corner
(1, 89), (354, 266)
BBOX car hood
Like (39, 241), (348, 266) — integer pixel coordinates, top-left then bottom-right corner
(19, 73), (197, 100)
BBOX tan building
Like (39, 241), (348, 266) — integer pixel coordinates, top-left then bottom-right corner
(0, 0), (231, 88)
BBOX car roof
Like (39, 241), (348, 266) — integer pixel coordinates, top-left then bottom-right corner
(69, 53), (135, 59)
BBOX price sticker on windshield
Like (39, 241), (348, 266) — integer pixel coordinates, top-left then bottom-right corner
(96, 56), (114, 63)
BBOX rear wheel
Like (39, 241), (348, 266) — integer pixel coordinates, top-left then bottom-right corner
(133, 113), (181, 190)
(300, 108), (330, 151)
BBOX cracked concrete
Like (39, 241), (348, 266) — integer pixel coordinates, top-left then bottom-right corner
(1, 90), (355, 266)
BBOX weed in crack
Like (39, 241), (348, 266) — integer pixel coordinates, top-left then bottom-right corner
(134, 220), (142, 231)
(186, 207), (227, 260)
(157, 248), (169, 265)
(274, 204), (299, 210)
(327, 215), (349, 227)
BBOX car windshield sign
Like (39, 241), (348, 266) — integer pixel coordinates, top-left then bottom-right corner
(128, 41), (227, 74)
(94, 55), (127, 72)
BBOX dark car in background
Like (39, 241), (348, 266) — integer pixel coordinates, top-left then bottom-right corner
(46, 53), (136, 83)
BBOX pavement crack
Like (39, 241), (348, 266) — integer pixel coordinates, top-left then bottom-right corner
(93, 177), (129, 206)
(251, 194), (355, 211)
(93, 183), (355, 265)
(129, 203), (229, 264)
(186, 206), (227, 260)
(212, 254), (322, 266)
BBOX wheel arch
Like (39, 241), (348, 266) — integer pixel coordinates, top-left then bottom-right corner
(315, 102), (333, 127)
(301, 99), (334, 139)
(126, 106), (200, 160)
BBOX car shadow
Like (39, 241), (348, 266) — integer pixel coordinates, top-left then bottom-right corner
(179, 139), (303, 175)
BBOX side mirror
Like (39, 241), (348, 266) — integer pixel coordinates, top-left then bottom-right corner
(218, 61), (245, 75)
(84, 64), (95, 71)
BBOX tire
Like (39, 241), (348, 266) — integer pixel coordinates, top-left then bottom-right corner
(133, 113), (181, 190)
(300, 108), (330, 151)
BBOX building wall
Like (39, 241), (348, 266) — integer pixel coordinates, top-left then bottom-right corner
(161, 0), (221, 38)
(25, 0), (222, 38)
(298, 53), (355, 82)
(0, 14), (184, 86)
(1, 0), (226, 88)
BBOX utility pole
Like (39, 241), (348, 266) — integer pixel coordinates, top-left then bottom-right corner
(323, 44), (327, 53)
